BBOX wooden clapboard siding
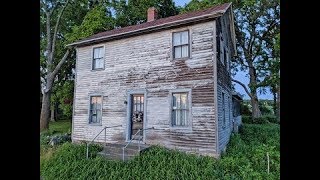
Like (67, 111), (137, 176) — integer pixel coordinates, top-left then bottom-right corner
(72, 5), (235, 157)
(73, 20), (218, 157)
(215, 8), (234, 155)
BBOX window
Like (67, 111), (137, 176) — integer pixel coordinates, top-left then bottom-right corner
(89, 96), (102, 124)
(222, 92), (226, 128)
(173, 31), (189, 59)
(220, 35), (224, 64)
(172, 92), (189, 126)
(223, 47), (230, 72)
(92, 47), (104, 70)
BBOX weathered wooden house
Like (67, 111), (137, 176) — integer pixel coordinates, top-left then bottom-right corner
(68, 3), (237, 158)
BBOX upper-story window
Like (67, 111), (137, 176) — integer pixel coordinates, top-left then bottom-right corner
(173, 31), (189, 59)
(92, 46), (104, 70)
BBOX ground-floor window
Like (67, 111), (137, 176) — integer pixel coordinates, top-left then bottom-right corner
(89, 96), (102, 124)
(172, 92), (189, 126)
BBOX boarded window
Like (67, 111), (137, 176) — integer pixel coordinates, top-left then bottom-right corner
(89, 96), (102, 124)
(92, 47), (104, 70)
(173, 31), (189, 59)
(172, 92), (188, 126)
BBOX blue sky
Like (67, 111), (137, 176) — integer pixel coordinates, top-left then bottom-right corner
(175, 0), (190, 7)
(174, 0), (273, 100)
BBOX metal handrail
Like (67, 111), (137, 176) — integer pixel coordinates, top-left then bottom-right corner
(122, 127), (154, 161)
(86, 125), (122, 159)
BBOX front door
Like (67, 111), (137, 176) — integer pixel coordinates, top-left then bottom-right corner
(130, 94), (144, 140)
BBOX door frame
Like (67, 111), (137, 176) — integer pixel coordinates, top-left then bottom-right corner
(126, 89), (147, 142)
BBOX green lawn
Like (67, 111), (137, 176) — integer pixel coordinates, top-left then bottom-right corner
(45, 120), (72, 135)
(40, 120), (72, 166)
(40, 123), (280, 179)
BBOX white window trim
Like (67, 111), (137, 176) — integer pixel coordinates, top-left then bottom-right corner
(169, 89), (192, 131)
(172, 29), (191, 60)
(91, 45), (105, 71)
(88, 94), (103, 126)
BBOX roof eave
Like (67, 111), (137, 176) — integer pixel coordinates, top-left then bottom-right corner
(67, 12), (226, 47)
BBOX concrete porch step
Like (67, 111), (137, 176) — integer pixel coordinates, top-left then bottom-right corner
(97, 152), (136, 161)
(97, 142), (150, 161)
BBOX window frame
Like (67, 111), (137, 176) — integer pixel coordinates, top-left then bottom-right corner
(169, 89), (192, 130)
(172, 30), (190, 60)
(91, 45), (105, 71)
(88, 95), (103, 125)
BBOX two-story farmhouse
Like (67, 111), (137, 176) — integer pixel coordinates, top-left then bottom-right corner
(68, 2), (237, 158)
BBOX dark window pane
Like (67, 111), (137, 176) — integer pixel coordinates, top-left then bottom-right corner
(90, 96), (102, 124)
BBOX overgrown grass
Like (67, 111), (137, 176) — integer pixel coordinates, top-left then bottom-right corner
(41, 123), (280, 179)
(40, 120), (72, 167)
(48, 120), (72, 134)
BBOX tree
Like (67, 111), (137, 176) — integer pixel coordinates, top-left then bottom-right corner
(40, 0), (111, 131)
(112, 0), (179, 26)
(231, 0), (280, 118)
(181, 0), (280, 118)
(263, 33), (280, 120)
(40, 0), (72, 131)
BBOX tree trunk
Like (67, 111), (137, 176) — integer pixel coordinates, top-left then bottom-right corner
(40, 91), (51, 131)
(50, 103), (56, 122)
(248, 65), (262, 119)
(251, 94), (261, 119)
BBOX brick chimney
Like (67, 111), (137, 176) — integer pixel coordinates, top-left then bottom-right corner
(147, 7), (158, 22)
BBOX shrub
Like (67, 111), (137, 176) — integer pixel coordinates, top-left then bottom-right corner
(264, 115), (279, 124)
(241, 103), (252, 116)
(242, 115), (252, 124)
(253, 116), (269, 124)
(243, 115), (278, 124)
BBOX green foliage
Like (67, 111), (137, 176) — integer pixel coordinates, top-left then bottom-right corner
(41, 120), (72, 137)
(41, 124), (280, 179)
(242, 115), (252, 124)
(181, 0), (226, 13)
(240, 124), (280, 147)
(241, 102), (252, 116)
(66, 4), (115, 44)
(56, 81), (74, 119)
(264, 115), (278, 124)
(243, 114), (278, 125)
(112, 0), (179, 27)
(253, 116), (269, 124)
